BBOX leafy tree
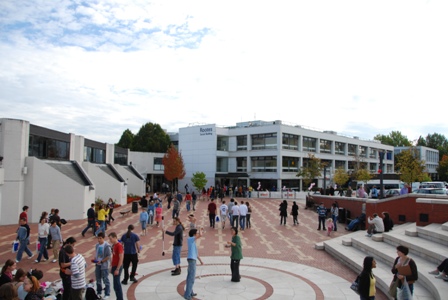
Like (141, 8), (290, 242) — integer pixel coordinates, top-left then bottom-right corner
(116, 129), (134, 149)
(355, 168), (373, 184)
(296, 153), (324, 190)
(133, 122), (171, 153)
(437, 155), (448, 182)
(191, 172), (207, 193)
(395, 147), (428, 184)
(373, 131), (411, 147)
(333, 167), (350, 187)
(417, 133), (448, 158)
(162, 144), (186, 192)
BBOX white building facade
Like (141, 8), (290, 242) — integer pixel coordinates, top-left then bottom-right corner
(394, 146), (439, 180)
(177, 120), (395, 191)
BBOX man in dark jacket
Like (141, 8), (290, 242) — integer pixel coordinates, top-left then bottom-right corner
(82, 203), (96, 237)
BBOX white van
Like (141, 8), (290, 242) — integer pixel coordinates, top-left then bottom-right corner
(419, 182), (447, 194)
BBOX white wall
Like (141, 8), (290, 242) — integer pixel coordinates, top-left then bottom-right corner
(115, 165), (145, 197)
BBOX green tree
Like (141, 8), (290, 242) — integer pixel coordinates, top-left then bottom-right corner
(296, 153), (324, 190)
(333, 167), (350, 187)
(437, 155), (448, 182)
(162, 144), (186, 192)
(116, 129), (134, 149)
(396, 147), (428, 184)
(373, 131), (411, 147)
(355, 168), (373, 184)
(133, 123), (171, 153)
(417, 133), (448, 158)
(191, 172), (207, 193)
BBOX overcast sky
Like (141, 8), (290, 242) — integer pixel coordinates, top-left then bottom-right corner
(1, 0), (447, 144)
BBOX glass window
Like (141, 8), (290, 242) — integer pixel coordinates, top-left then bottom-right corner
(251, 156), (277, 172)
(153, 157), (164, 171)
(216, 157), (228, 172)
(237, 135), (247, 151)
(335, 160), (345, 169)
(114, 153), (128, 165)
(335, 142), (345, 155)
(236, 157), (247, 172)
(303, 137), (316, 152)
(320, 139), (332, 153)
(217, 136), (228, 151)
(28, 135), (70, 160)
(348, 161), (355, 171)
(282, 156), (299, 172)
(348, 144), (357, 156)
(251, 133), (277, 150)
(370, 163), (377, 172)
(369, 148), (377, 159)
(282, 133), (299, 150)
(359, 146), (367, 157)
(84, 147), (105, 163)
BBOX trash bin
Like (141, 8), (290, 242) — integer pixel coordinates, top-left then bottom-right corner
(338, 208), (346, 223)
(132, 201), (139, 214)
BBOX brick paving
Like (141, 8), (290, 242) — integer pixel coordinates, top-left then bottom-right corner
(0, 196), (388, 299)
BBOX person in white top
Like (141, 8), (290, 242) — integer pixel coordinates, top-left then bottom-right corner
(219, 201), (228, 229)
(231, 203), (240, 228)
(36, 215), (50, 263)
(239, 201), (248, 231)
(366, 213), (385, 237)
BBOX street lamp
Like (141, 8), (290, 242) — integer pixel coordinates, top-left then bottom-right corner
(379, 151), (385, 199)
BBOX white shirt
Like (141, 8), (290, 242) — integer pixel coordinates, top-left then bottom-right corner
(231, 205), (240, 216)
(38, 222), (50, 238)
(239, 204), (248, 216)
(368, 216), (385, 232)
(220, 204), (228, 216)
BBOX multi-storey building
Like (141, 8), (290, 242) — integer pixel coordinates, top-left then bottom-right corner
(394, 146), (439, 180)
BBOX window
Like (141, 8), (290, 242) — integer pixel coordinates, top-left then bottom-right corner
(114, 153), (128, 165)
(251, 156), (277, 172)
(348, 161), (355, 171)
(236, 157), (247, 172)
(282, 133), (299, 150)
(303, 137), (316, 152)
(29, 135), (70, 160)
(335, 160), (345, 169)
(335, 142), (345, 155)
(216, 157), (228, 172)
(359, 146), (367, 157)
(84, 147), (105, 163)
(348, 144), (357, 156)
(217, 136), (228, 151)
(282, 156), (299, 172)
(370, 163), (377, 172)
(320, 139), (332, 153)
(369, 148), (377, 159)
(251, 133), (277, 150)
(153, 157), (164, 171)
(237, 135), (247, 151)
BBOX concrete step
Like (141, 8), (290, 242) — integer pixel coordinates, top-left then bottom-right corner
(417, 223), (448, 247)
(324, 232), (434, 300)
(441, 222), (448, 231)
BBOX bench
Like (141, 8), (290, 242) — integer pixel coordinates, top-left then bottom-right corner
(120, 210), (131, 217)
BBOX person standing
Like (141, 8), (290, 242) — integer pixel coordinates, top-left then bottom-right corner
(207, 199), (217, 229)
(184, 228), (204, 300)
(155, 203), (163, 227)
(108, 232), (124, 300)
(279, 200), (288, 226)
(239, 201), (248, 232)
(390, 245), (418, 298)
(164, 217), (185, 276)
(219, 201), (228, 229)
(331, 202), (339, 231)
(121, 225), (140, 285)
(316, 203), (327, 231)
(81, 203), (96, 237)
(35, 216), (50, 263)
(107, 198), (115, 224)
(139, 207), (148, 236)
(246, 202), (252, 229)
(93, 232), (111, 299)
(371, 186), (379, 199)
(172, 197), (180, 219)
(358, 256), (377, 300)
(291, 201), (299, 226)
(49, 220), (63, 263)
(191, 191), (197, 211)
(59, 237), (76, 300)
(95, 204), (109, 236)
(15, 218), (33, 263)
(227, 227), (243, 282)
(64, 245), (86, 300)
(227, 199), (235, 228)
(185, 192), (192, 212)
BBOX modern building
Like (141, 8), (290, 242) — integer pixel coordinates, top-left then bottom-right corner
(394, 146), (439, 180)
(177, 120), (395, 191)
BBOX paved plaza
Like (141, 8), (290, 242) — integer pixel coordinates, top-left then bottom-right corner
(0, 197), (389, 299)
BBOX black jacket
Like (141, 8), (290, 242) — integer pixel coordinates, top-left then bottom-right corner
(358, 271), (374, 298)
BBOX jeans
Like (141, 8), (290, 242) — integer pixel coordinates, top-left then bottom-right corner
(95, 220), (106, 236)
(82, 219), (96, 235)
(172, 209), (179, 219)
(111, 266), (123, 300)
(123, 253), (139, 282)
(239, 216), (246, 230)
(16, 238), (32, 262)
(172, 246), (182, 266)
(95, 266), (110, 296)
(186, 201), (191, 211)
(332, 215), (338, 231)
(232, 216), (239, 228)
(37, 237), (49, 262)
(229, 214), (233, 226)
(184, 259), (196, 299)
(247, 214), (251, 228)
(318, 216), (326, 230)
(209, 214), (216, 228)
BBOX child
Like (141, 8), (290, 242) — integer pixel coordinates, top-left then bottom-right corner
(187, 214), (197, 229)
(327, 218), (334, 236)
(147, 200), (155, 226)
(140, 207), (149, 236)
(155, 203), (163, 227)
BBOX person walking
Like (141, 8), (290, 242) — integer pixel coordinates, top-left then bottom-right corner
(184, 228), (204, 300)
(35, 216), (50, 263)
(316, 203), (327, 231)
(239, 201), (248, 232)
(358, 256), (377, 300)
(185, 192), (192, 212)
(49, 220), (63, 263)
(207, 199), (217, 229)
(191, 191), (197, 211)
(331, 202), (339, 231)
(279, 200), (288, 226)
(93, 232), (111, 299)
(15, 218), (33, 263)
(81, 203), (96, 237)
(95, 204), (109, 236)
(219, 201), (228, 229)
(139, 207), (148, 236)
(291, 201), (299, 226)
(227, 199), (235, 228)
(64, 245), (86, 300)
(246, 202), (252, 229)
(121, 225), (140, 285)
(172, 197), (180, 219)
(231, 201), (240, 229)
(390, 245), (418, 298)
(108, 232), (124, 300)
(107, 198), (115, 224)
(227, 227), (243, 282)
(163, 217), (185, 276)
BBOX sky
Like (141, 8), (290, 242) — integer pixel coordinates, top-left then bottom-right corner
(1, 0), (448, 144)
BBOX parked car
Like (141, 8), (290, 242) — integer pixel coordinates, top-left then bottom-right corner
(419, 182), (447, 194)
(385, 189), (401, 198)
(413, 188), (447, 195)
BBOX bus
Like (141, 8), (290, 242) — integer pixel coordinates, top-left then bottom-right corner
(355, 179), (404, 191)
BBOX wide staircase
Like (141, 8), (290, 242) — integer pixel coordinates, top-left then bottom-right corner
(322, 222), (448, 300)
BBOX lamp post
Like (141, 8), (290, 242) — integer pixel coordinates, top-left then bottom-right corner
(379, 151), (385, 199)
(323, 166), (327, 195)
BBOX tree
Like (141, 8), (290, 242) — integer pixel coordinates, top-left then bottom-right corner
(333, 167), (350, 188)
(133, 122), (171, 153)
(116, 129), (134, 149)
(296, 153), (324, 190)
(417, 133), (448, 158)
(162, 144), (186, 192)
(437, 155), (448, 182)
(373, 131), (411, 147)
(191, 172), (207, 193)
(355, 168), (373, 185)
(395, 147), (428, 184)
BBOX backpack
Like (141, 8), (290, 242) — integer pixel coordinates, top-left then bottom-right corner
(85, 286), (100, 300)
